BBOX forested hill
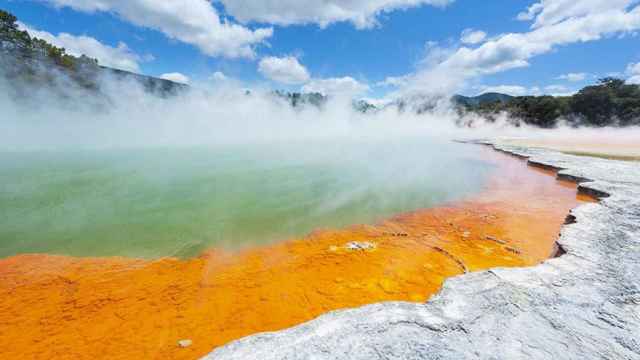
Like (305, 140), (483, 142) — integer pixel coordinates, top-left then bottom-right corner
(455, 79), (640, 128)
(0, 9), (186, 96)
(452, 93), (514, 107)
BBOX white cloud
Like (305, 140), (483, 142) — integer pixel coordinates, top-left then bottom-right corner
(19, 22), (142, 72)
(258, 56), (311, 84)
(518, 0), (634, 28)
(160, 72), (190, 84)
(627, 62), (640, 83)
(544, 84), (568, 92)
(449, 6), (640, 77)
(211, 71), (228, 81)
(544, 84), (577, 96)
(476, 85), (530, 96)
(543, 84), (572, 94)
(474, 84), (575, 97)
(302, 77), (370, 96)
(606, 71), (625, 78)
(44, 0), (272, 59)
(460, 29), (487, 44)
(376, 74), (411, 87)
(396, 1), (640, 96)
(219, 0), (453, 29)
(557, 72), (588, 81)
(418, 41), (457, 68)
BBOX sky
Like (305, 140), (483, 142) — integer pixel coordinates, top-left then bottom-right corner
(2, 0), (640, 99)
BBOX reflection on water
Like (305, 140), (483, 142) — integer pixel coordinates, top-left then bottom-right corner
(0, 139), (492, 258)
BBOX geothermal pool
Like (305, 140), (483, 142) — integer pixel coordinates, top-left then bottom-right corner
(0, 139), (492, 259)
(0, 143), (593, 360)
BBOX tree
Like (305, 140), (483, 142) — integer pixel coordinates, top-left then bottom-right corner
(598, 77), (625, 89)
(0, 9), (18, 32)
(554, 77), (640, 126)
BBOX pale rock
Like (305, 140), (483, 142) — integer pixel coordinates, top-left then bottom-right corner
(178, 339), (192, 348)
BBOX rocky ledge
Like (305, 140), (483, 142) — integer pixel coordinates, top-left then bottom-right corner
(205, 142), (640, 360)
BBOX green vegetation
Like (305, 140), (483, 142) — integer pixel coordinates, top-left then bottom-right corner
(353, 99), (377, 113)
(570, 78), (640, 126)
(1, 9), (186, 96)
(1, 9), (98, 70)
(457, 78), (640, 127)
(274, 90), (327, 108)
(453, 92), (514, 107)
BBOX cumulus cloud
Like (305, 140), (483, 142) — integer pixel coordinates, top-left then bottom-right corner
(258, 56), (311, 84)
(19, 22), (142, 72)
(43, 0), (272, 59)
(160, 72), (190, 84)
(557, 72), (588, 82)
(517, 0), (634, 28)
(627, 62), (640, 83)
(446, 6), (640, 77)
(219, 0), (453, 29)
(460, 29), (487, 44)
(302, 77), (370, 96)
(211, 71), (228, 81)
(395, 0), (640, 96)
(544, 84), (568, 92)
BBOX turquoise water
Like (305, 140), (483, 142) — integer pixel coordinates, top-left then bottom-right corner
(0, 140), (493, 259)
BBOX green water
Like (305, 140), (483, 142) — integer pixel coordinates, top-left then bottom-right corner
(0, 140), (493, 259)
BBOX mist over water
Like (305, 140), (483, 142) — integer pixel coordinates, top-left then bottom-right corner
(0, 71), (560, 259)
(0, 140), (492, 258)
(0, 72), (491, 258)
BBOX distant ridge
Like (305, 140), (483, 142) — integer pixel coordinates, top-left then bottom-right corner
(452, 92), (514, 107)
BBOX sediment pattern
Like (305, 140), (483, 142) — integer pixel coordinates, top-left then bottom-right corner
(206, 142), (640, 360)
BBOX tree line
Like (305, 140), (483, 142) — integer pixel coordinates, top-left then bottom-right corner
(459, 78), (640, 127)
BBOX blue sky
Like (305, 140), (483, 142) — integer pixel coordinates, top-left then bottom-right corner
(2, 0), (640, 98)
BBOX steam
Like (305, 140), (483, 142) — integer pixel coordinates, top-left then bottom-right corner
(0, 69), (508, 152)
(1, 65), (639, 153)
(1, 68), (498, 256)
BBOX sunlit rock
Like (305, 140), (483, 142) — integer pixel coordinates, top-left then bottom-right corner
(345, 242), (376, 251)
(177, 339), (192, 348)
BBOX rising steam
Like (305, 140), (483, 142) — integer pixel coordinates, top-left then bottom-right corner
(1, 63), (639, 154)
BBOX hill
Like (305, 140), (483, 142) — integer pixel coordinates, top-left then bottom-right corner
(452, 92), (514, 107)
(0, 9), (186, 98)
(457, 79), (640, 128)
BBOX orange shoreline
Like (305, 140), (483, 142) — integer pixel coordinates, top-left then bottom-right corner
(0, 146), (594, 360)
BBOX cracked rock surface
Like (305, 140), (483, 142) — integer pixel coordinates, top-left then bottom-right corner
(205, 143), (640, 360)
